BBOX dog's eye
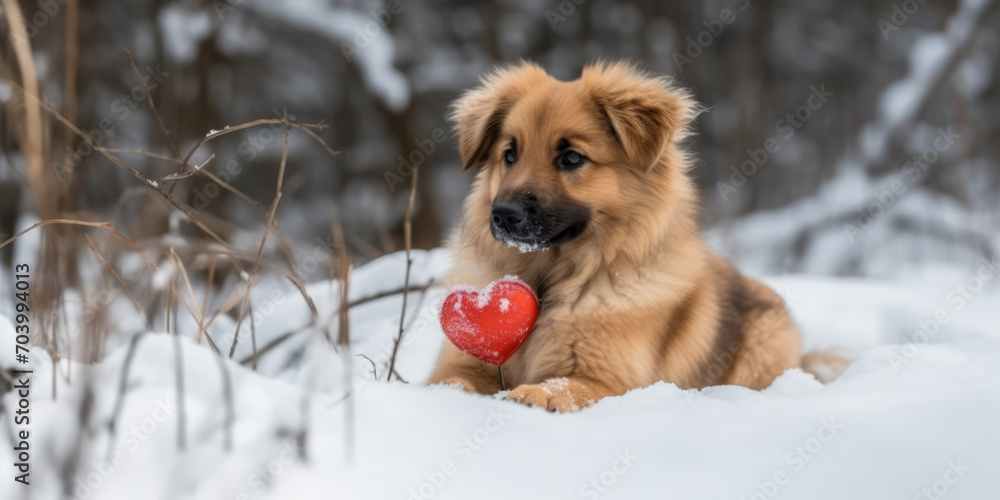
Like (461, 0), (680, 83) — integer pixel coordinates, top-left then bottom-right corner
(558, 150), (586, 170)
(503, 149), (517, 167)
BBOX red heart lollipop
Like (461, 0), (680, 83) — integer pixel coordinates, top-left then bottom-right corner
(440, 277), (538, 365)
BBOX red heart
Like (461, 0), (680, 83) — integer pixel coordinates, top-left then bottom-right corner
(440, 277), (539, 365)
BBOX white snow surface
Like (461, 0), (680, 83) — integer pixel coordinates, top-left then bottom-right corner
(2, 251), (1000, 499)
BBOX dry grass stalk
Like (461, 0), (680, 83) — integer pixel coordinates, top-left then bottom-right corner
(2, 82), (245, 271)
(332, 217), (351, 346)
(84, 234), (141, 313)
(7, 81), (343, 349)
(171, 118), (339, 181)
(168, 277), (187, 451)
(107, 333), (144, 460)
(339, 261), (354, 463)
(0, 219), (158, 270)
(386, 165), (419, 381)
(124, 48), (180, 159)
(60, 0), (79, 201)
(1, 0), (50, 216)
(229, 124), (291, 358)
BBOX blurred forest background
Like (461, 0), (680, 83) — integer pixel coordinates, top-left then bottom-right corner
(2, 0), (999, 278)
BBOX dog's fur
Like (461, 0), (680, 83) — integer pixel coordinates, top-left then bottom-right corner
(428, 61), (844, 411)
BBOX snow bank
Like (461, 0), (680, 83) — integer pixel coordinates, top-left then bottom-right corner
(1, 252), (999, 499)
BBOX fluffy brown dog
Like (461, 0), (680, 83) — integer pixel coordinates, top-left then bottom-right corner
(428, 61), (843, 411)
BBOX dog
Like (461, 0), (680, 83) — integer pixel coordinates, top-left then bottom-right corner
(428, 61), (846, 411)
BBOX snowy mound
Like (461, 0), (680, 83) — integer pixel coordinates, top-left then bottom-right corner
(1, 251), (999, 499)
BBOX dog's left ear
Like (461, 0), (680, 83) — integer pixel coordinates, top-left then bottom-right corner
(583, 61), (698, 173)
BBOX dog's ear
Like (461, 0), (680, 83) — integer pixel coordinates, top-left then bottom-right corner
(583, 61), (698, 173)
(449, 62), (550, 171)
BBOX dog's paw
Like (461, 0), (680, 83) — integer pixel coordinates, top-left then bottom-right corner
(504, 378), (583, 412)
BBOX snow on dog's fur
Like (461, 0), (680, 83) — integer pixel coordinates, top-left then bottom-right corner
(429, 60), (845, 411)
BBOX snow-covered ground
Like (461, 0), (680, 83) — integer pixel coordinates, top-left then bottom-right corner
(2, 249), (1000, 499)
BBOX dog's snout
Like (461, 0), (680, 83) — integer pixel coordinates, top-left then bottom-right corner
(491, 202), (527, 232)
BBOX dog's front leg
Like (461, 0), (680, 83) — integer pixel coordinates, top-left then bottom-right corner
(505, 377), (616, 412)
(427, 343), (503, 395)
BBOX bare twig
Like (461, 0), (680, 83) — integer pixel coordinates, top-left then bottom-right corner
(0, 82), (247, 273)
(61, 0), (79, 199)
(0, 219), (158, 270)
(202, 255), (216, 338)
(332, 219), (351, 346)
(1, 0), (50, 216)
(84, 235), (141, 312)
(214, 351), (234, 452)
(124, 48), (180, 159)
(230, 124), (291, 358)
(107, 334), (144, 460)
(249, 301), (258, 371)
(387, 165), (419, 381)
(169, 279), (187, 451)
(356, 354), (377, 380)
(335, 240), (354, 463)
(175, 117), (337, 178)
(237, 279), (438, 367)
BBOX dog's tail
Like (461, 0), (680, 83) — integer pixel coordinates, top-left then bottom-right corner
(800, 349), (852, 384)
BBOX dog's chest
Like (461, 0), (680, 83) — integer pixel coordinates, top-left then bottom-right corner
(507, 301), (601, 381)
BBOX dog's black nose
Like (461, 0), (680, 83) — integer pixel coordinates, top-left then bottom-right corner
(491, 203), (526, 233)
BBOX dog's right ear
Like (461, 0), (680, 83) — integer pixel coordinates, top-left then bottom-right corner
(449, 62), (550, 171)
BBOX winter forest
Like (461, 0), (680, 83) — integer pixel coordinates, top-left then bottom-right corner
(1, 0), (999, 499)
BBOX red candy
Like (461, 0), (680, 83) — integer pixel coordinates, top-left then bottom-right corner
(439, 277), (539, 365)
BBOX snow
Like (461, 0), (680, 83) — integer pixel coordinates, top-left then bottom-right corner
(240, 0), (411, 112)
(504, 238), (550, 253)
(705, 164), (1000, 279)
(158, 4), (214, 64)
(150, 258), (177, 290)
(2, 251), (999, 499)
(863, 0), (993, 163)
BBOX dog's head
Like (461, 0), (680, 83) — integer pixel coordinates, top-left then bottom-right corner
(451, 61), (698, 254)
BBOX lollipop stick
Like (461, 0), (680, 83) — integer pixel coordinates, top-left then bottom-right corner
(498, 365), (506, 391)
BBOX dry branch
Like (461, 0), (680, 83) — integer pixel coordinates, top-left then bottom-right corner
(386, 165), (419, 381)
(230, 124), (291, 358)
